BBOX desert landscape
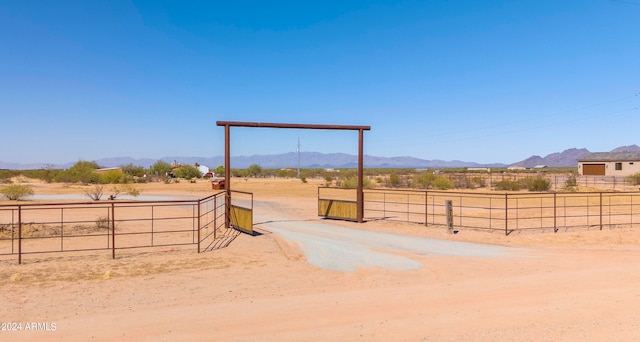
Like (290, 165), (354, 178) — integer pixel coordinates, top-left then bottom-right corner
(2, 177), (640, 341)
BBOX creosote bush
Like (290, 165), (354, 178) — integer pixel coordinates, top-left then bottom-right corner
(627, 172), (640, 186)
(0, 184), (34, 200)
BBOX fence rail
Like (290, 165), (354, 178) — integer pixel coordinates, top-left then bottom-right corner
(0, 192), (231, 264)
(361, 189), (640, 235)
(438, 173), (640, 192)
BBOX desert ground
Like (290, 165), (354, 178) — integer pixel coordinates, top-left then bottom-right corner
(2, 177), (640, 341)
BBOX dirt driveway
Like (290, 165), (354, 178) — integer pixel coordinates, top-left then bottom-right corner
(3, 179), (640, 341)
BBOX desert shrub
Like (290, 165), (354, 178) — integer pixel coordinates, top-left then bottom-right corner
(121, 163), (146, 177)
(495, 180), (521, 191)
(564, 173), (578, 192)
(324, 174), (334, 186)
(412, 172), (437, 189)
(338, 176), (375, 189)
(84, 185), (104, 200)
(275, 169), (297, 178)
(0, 184), (34, 200)
(432, 177), (454, 190)
(627, 172), (640, 186)
(386, 173), (403, 188)
(526, 176), (552, 192)
(149, 160), (173, 177)
(55, 160), (100, 184)
(174, 165), (202, 179)
(246, 164), (263, 178)
(453, 175), (486, 189)
(95, 216), (111, 229)
(412, 173), (453, 190)
(0, 170), (19, 182)
(98, 170), (125, 184)
(108, 184), (141, 199)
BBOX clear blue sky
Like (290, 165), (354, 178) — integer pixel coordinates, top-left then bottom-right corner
(1, 0), (639, 165)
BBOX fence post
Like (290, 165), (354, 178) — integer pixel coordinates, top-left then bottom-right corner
(424, 191), (428, 227)
(111, 202), (115, 259)
(445, 200), (453, 234)
(197, 199), (201, 253)
(504, 193), (508, 236)
(18, 205), (22, 265)
(214, 195), (217, 240)
(599, 192), (603, 231)
(554, 193), (557, 233)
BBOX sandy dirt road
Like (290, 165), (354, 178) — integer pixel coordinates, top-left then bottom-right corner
(3, 179), (640, 340)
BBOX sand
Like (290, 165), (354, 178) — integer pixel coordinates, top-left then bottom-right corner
(2, 177), (640, 341)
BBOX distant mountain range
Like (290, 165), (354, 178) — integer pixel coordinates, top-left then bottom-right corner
(1, 145), (638, 170)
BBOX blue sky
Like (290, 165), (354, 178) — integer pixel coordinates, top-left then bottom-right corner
(1, 0), (639, 165)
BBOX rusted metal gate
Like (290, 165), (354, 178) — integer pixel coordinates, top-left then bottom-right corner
(217, 121), (370, 226)
(318, 199), (358, 221)
(317, 187), (358, 221)
(229, 190), (254, 234)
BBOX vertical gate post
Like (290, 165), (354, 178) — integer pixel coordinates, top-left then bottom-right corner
(111, 202), (116, 259)
(446, 200), (453, 234)
(356, 128), (364, 223)
(224, 124), (231, 228)
(504, 193), (509, 236)
(554, 193), (557, 233)
(214, 195), (217, 240)
(18, 205), (22, 265)
(599, 192), (603, 231)
(197, 199), (201, 253)
(424, 191), (428, 227)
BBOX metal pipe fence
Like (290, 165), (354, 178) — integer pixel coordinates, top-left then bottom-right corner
(440, 172), (639, 192)
(0, 192), (230, 264)
(362, 189), (640, 235)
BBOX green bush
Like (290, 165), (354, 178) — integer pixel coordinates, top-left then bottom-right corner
(495, 180), (521, 191)
(412, 172), (437, 189)
(121, 163), (146, 177)
(385, 173), (403, 188)
(149, 160), (173, 177)
(338, 177), (375, 189)
(432, 177), (454, 190)
(526, 176), (551, 192)
(174, 165), (202, 179)
(98, 170), (125, 184)
(627, 172), (640, 186)
(54, 160), (100, 184)
(564, 173), (578, 192)
(454, 175), (486, 189)
(246, 164), (263, 178)
(1, 184), (35, 200)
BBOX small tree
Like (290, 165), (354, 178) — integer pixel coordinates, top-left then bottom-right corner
(149, 160), (173, 177)
(174, 165), (202, 179)
(121, 163), (146, 177)
(84, 185), (104, 200)
(246, 164), (263, 178)
(55, 160), (100, 183)
(0, 184), (34, 200)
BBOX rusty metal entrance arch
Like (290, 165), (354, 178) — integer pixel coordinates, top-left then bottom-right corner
(216, 121), (371, 229)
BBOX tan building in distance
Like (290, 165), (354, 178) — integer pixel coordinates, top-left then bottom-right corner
(577, 151), (640, 177)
